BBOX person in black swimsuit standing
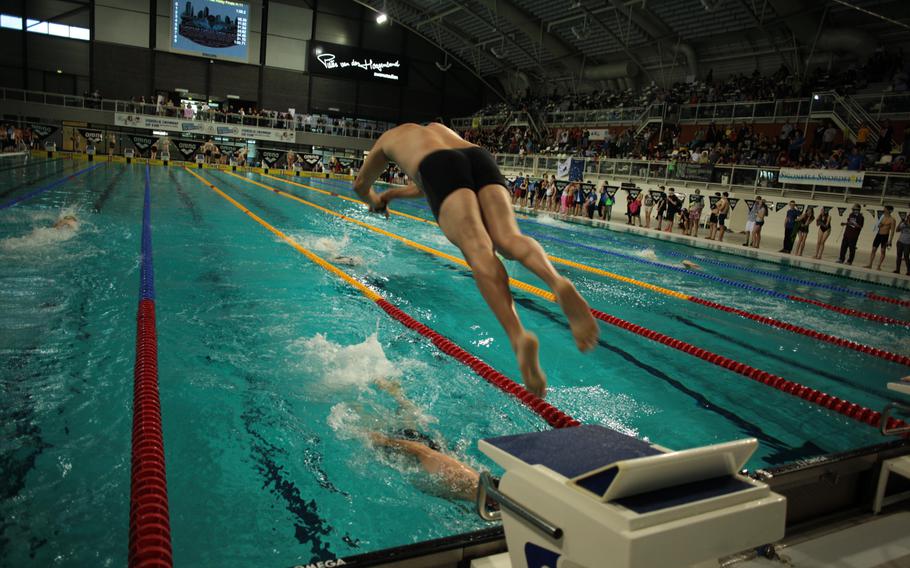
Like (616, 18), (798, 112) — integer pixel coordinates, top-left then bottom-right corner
(352, 123), (599, 398)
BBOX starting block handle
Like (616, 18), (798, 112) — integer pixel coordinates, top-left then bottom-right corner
(476, 471), (563, 541)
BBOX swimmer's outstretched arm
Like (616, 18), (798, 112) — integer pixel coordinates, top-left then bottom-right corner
(380, 182), (423, 205)
(354, 133), (391, 211)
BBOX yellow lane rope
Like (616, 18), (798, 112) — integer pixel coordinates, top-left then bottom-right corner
(183, 167), (382, 302)
(257, 172), (689, 301)
(224, 170), (557, 301)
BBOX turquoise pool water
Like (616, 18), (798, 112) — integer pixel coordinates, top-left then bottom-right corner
(1, 160), (907, 567)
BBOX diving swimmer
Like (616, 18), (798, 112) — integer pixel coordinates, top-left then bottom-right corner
(353, 123), (599, 398)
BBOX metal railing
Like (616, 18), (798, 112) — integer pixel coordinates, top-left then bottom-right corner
(0, 87), (394, 141)
(454, 93), (910, 130)
(492, 153), (910, 204)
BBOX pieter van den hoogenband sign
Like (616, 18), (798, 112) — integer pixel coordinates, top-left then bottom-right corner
(309, 42), (407, 83)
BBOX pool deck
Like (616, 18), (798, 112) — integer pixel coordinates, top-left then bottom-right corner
(514, 205), (910, 291)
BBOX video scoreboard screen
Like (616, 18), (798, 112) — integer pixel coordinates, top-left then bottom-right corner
(171, 0), (249, 62)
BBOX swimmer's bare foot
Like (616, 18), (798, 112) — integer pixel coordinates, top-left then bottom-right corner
(515, 332), (546, 398)
(553, 277), (599, 352)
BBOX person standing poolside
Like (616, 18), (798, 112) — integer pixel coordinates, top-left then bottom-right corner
(793, 206), (814, 257)
(814, 208), (832, 259)
(743, 197), (762, 246)
(894, 216), (910, 275)
(688, 192), (704, 237)
(643, 192), (654, 228)
(837, 204), (865, 265)
(751, 198), (767, 248)
(715, 192), (730, 242)
(865, 206), (896, 271)
(664, 190), (681, 233)
(353, 123), (599, 397)
(780, 201), (799, 254)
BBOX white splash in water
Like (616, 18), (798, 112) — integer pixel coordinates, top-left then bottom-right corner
(533, 214), (569, 227)
(291, 332), (402, 389)
(0, 208), (84, 252)
(633, 248), (660, 262)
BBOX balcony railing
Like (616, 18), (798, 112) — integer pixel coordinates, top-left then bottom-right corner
(0, 87), (394, 141)
(491, 153), (910, 204)
(454, 93), (910, 130)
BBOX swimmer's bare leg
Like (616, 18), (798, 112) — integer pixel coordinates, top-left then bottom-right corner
(436, 189), (547, 397)
(370, 433), (480, 501)
(475, 184), (599, 353)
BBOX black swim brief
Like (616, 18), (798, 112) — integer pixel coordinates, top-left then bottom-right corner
(416, 147), (507, 219)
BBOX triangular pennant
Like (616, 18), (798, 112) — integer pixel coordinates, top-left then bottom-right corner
(555, 180), (569, 191)
(745, 199), (756, 211)
(606, 187), (619, 199)
(728, 198), (739, 210)
(708, 196), (720, 208)
(689, 194), (704, 204)
(823, 206), (832, 215)
(837, 207), (847, 216)
(900, 211), (907, 221)
(628, 189), (641, 199)
(650, 190), (664, 200)
(776, 202), (788, 212)
(796, 204), (805, 212)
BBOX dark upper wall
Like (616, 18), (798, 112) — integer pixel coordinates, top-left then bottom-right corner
(0, 0), (489, 123)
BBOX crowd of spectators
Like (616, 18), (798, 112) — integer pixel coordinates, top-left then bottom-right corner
(0, 123), (36, 152)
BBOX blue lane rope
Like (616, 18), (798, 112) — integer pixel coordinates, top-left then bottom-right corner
(0, 163), (102, 211)
(140, 165), (155, 301)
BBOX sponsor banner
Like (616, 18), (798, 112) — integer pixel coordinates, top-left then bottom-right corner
(605, 187), (619, 199)
(31, 124), (58, 140)
(689, 194), (704, 205)
(620, 182), (637, 189)
(728, 198), (739, 210)
(627, 189), (641, 199)
(260, 150), (283, 167)
(745, 199), (756, 211)
(113, 113), (296, 143)
(587, 128), (610, 141)
(569, 158), (585, 181)
(556, 157), (571, 180)
(709, 196), (720, 209)
(302, 154), (321, 166)
(676, 162), (714, 182)
(175, 140), (204, 159)
(79, 128), (104, 145)
(130, 135), (155, 152)
(337, 157), (355, 168)
(779, 168), (865, 188)
(649, 190), (664, 200)
(776, 202), (788, 212)
(554, 180), (570, 191)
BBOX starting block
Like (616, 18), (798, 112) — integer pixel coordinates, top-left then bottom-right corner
(473, 425), (785, 568)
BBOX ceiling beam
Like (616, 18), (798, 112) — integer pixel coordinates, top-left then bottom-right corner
(415, 5), (463, 28)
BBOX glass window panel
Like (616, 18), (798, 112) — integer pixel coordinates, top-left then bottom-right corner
(0, 14), (23, 29)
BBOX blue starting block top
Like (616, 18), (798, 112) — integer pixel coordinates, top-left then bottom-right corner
(484, 425), (662, 478)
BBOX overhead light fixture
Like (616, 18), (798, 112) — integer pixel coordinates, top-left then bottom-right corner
(56, 69), (62, 74)
(226, 94), (240, 99)
(313, 46), (323, 55)
(376, 12), (388, 24)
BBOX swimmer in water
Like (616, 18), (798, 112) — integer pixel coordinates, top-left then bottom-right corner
(368, 378), (479, 501)
(332, 255), (361, 266)
(681, 259), (702, 270)
(354, 123), (599, 398)
(53, 215), (78, 230)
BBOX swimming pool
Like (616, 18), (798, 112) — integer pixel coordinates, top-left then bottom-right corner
(1, 159), (908, 567)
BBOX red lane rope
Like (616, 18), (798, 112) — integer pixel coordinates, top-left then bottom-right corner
(130, 299), (172, 568)
(374, 299), (581, 429)
(687, 297), (910, 367)
(786, 294), (910, 326)
(588, 307), (907, 432)
(867, 291), (910, 309)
